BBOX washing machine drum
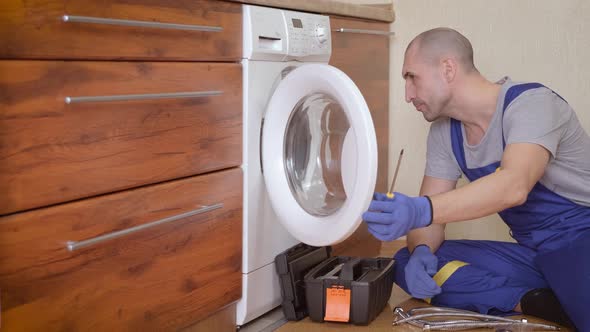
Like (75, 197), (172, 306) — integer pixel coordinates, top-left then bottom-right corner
(262, 63), (378, 246)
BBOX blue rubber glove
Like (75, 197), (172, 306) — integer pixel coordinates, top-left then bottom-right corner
(362, 192), (432, 242)
(405, 245), (442, 299)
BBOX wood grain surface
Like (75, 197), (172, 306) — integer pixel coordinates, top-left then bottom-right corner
(0, 168), (243, 331)
(228, 0), (395, 22)
(329, 16), (390, 258)
(0, 60), (242, 215)
(0, 0), (242, 61)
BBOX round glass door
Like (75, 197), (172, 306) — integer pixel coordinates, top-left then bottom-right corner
(262, 64), (377, 246)
(284, 93), (350, 217)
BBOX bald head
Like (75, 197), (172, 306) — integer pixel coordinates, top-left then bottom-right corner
(407, 28), (477, 73)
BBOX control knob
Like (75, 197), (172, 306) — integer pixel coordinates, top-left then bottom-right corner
(315, 24), (328, 44)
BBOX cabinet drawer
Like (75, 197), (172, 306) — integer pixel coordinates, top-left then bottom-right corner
(0, 60), (242, 215)
(0, 168), (242, 331)
(0, 0), (241, 61)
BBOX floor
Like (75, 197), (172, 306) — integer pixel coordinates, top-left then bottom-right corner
(239, 241), (571, 332)
(239, 307), (288, 332)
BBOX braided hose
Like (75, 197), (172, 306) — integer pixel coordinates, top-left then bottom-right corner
(392, 307), (560, 331)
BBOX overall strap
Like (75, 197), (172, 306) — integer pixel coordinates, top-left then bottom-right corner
(450, 83), (546, 169)
(450, 118), (467, 171)
(502, 83), (545, 113)
(450, 82), (566, 177)
(501, 83), (567, 147)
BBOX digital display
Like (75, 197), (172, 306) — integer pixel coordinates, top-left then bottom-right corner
(292, 18), (303, 28)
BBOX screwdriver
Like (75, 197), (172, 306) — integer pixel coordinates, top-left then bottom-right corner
(386, 149), (404, 199)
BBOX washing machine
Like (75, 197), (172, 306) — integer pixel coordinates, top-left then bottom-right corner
(237, 5), (378, 325)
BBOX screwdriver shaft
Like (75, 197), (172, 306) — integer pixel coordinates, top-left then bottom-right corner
(388, 149), (404, 195)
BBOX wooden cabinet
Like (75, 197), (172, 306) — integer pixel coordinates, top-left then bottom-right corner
(0, 0), (243, 330)
(0, 169), (242, 331)
(329, 15), (390, 257)
(0, 0), (241, 61)
(0, 61), (242, 215)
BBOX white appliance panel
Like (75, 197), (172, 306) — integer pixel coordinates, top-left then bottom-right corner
(282, 9), (331, 61)
(242, 60), (300, 274)
(243, 5), (331, 62)
(236, 261), (283, 325)
(243, 5), (288, 61)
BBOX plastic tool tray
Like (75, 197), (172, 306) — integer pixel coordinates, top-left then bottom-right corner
(275, 243), (394, 325)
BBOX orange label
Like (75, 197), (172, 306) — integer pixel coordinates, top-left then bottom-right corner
(324, 285), (351, 322)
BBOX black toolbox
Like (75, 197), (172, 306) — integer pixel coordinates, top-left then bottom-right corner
(275, 243), (395, 325)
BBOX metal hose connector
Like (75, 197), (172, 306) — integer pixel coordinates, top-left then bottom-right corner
(392, 306), (561, 331)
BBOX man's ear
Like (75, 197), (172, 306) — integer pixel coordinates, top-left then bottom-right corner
(441, 58), (457, 83)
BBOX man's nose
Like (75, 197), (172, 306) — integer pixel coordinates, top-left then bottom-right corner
(405, 83), (415, 103)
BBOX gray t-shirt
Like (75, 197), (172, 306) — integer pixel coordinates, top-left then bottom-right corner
(425, 77), (590, 207)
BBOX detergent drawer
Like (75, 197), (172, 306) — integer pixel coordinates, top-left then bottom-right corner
(0, 168), (242, 331)
(0, 0), (242, 61)
(0, 60), (242, 215)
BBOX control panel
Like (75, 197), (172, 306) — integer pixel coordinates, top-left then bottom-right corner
(243, 5), (332, 62)
(283, 10), (331, 60)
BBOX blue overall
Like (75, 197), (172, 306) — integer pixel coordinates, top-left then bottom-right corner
(393, 83), (590, 330)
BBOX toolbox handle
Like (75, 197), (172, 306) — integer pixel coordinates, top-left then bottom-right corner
(340, 258), (363, 281)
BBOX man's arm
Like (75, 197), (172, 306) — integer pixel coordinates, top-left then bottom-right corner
(407, 175), (457, 252)
(430, 143), (550, 224)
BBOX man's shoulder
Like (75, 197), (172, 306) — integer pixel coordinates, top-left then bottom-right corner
(506, 84), (570, 117)
(504, 80), (563, 108)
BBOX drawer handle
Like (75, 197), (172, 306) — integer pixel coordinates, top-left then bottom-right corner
(64, 91), (222, 104)
(334, 28), (395, 36)
(66, 203), (223, 251)
(62, 15), (222, 32)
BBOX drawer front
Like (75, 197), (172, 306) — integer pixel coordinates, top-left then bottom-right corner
(0, 60), (242, 215)
(0, 0), (241, 61)
(0, 168), (242, 331)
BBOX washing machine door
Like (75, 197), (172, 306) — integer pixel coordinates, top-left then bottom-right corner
(261, 63), (378, 246)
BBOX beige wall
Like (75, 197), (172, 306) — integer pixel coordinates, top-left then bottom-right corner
(388, 0), (590, 241)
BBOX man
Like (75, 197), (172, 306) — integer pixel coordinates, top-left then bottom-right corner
(362, 27), (590, 330)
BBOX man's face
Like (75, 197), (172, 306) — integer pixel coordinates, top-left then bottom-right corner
(402, 46), (450, 122)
